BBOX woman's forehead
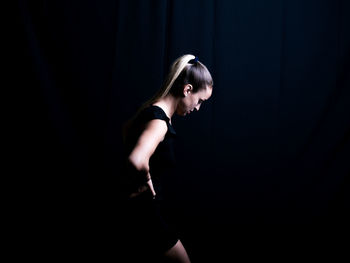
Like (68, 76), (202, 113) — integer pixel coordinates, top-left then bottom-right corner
(200, 86), (212, 100)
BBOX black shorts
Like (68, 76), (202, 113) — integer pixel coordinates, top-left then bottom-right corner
(118, 192), (179, 261)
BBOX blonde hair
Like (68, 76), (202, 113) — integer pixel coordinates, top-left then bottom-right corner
(122, 54), (213, 142)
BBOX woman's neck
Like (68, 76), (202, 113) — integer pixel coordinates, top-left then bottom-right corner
(152, 94), (178, 122)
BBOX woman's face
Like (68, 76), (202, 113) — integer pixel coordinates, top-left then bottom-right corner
(177, 85), (212, 116)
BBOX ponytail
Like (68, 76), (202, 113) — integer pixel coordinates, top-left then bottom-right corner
(138, 54), (196, 113)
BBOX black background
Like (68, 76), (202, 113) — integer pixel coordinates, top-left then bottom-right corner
(14, 0), (349, 261)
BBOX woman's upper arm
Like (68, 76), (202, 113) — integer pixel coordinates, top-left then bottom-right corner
(128, 119), (168, 171)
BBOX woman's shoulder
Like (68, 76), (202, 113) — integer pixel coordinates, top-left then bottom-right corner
(140, 105), (170, 122)
(141, 105), (177, 137)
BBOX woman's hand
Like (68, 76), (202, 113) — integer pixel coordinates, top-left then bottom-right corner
(129, 178), (156, 199)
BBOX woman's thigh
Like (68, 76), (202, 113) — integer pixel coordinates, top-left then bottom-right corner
(163, 240), (191, 263)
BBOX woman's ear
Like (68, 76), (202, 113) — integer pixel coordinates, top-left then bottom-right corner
(183, 84), (193, 96)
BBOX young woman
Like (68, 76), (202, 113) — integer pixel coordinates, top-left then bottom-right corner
(119, 54), (213, 262)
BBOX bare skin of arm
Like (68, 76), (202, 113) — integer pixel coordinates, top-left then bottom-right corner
(127, 119), (168, 198)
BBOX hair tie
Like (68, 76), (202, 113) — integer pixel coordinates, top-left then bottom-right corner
(189, 56), (199, 65)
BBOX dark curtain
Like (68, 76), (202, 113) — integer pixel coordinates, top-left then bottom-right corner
(15, 0), (349, 261)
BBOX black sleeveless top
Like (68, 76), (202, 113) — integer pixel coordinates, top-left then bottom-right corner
(120, 105), (177, 199)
